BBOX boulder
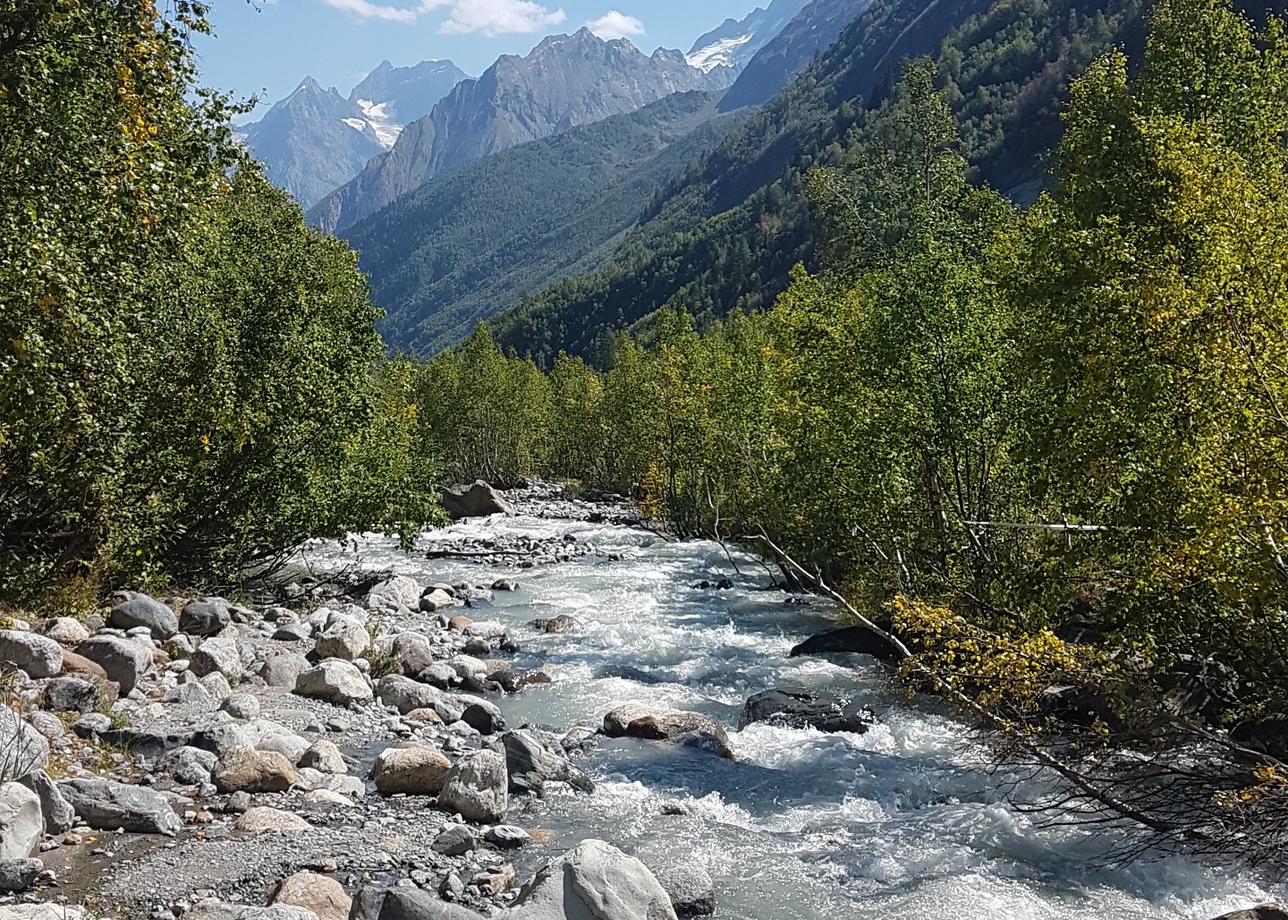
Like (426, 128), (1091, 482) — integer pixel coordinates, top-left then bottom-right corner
(372, 743), (451, 796)
(739, 688), (875, 734)
(109, 591), (179, 639)
(419, 589), (457, 613)
(273, 870), (352, 920)
(602, 705), (733, 759)
(1208, 907), (1288, 920)
(40, 676), (101, 713)
(528, 615), (579, 635)
(0, 907), (88, 919)
(460, 698), (505, 735)
(433, 823), (477, 856)
(0, 783), (41, 858)
(788, 625), (899, 662)
(222, 693), (261, 720)
(365, 575), (422, 611)
(190, 636), (244, 683)
(159, 746), (219, 786)
(492, 579), (519, 592)
(295, 660), (372, 706)
(187, 899), (318, 919)
(438, 749), (507, 823)
(180, 598), (232, 637)
(349, 889), (485, 920)
(57, 777), (182, 834)
(501, 729), (594, 795)
(0, 709), (49, 780)
(390, 634), (436, 676)
(0, 858), (42, 893)
(78, 634), (151, 694)
(18, 771), (73, 834)
(0, 631), (62, 678)
(60, 649), (109, 681)
(235, 806), (311, 834)
(654, 866), (716, 917)
(260, 651), (311, 688)
(486, 825), (532, 849)
(44, 617), (90, 645)
(377, 675), (454, 719)
(440, 481), (512, 520)
(508, 839), (677, 920)
(213, 749), (296, 793)
(315, 616), (370, 661)
(300, 740), (347, 775)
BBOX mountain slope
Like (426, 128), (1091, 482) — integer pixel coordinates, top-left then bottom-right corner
(491, 0), (1154, 364)
(345, 92), (744, 355)
(720, 0), (875, 110)
(241, 61), (466, 208)
(687, 0), (811, 71)
(309, 30), (735, 236)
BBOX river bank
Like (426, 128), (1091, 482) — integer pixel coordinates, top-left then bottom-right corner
(0, 484), (1280, 919)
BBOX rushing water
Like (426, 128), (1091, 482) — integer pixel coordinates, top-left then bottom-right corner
(308, 509), (1280, 920)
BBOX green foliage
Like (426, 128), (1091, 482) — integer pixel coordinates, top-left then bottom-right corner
(0, 0), (438, 608)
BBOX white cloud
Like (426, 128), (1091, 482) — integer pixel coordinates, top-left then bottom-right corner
(320, 0), (420, 23)
(437, 0), (566, 36)
(586, 10), (644, 40)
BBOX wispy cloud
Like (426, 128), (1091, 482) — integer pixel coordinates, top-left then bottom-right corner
(320, 0), (421, 23)
(437, 0), (566, 36)
(586, 10), (644, 40)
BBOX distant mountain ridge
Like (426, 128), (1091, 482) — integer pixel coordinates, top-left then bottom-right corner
(687, 0), (811, 72)
(308, 29), (735, 236)
(240, 60), (467, 209)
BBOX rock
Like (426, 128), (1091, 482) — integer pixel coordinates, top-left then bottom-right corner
(0, 709), (49, 780)
(460, 698), (505, 735)
(41, 676), (99, 712)
(213, 749), (296, 793)
(654, 867), (716, 916)
(0, 631), (62, 678)
(235, 806), (311, 833)
(390, 634), (436, 676)
(492, 579), (519, 592)
(159, 746), (219, 786)
(372, 743), (452, 796)
(109, 591), (179, 639)
(528, 615), (579, 635)
(222, 693), (261, 720)
(1207, 908), (1288, 920)
(486, 825), (531, 849)
(377, 675), (452, 718)
(274, 870), (352, 920)
(71, 713), (110, 738)
(508, 839), (677, 920)
(44, 617), (90, 645)
(187, 899), (318, 919)
(447, 615), (473, 633)
(440, 481), (512, 520)
(419, 589), (456, 613)
(191, 636), (244, 683)
(78, 634), (151, 695)
(417, 664), (458, 689)
(304, 789), (354, 807)
(0, 858), (42, 893)
(472, 863), (515, 896)
(501, 729), (593, 795)
(351, 889), (485, 920)
(788, 625), (899, 662)
(0, 906), (87, 919)
(315, 616), (370, 661)
(0, 784), (41, 858)
(739, 688), (875, 734)
(18, 772), (73, 834)
(226, 791), (252, 813)
(593, 665), (664, 685)
(432, 823), (477, 855)
(57, 778), (181, 835)
(261, 651), (311, 688)
(602, 705), (733, 759)
(365, 575), (422, 611)
(438, 749), (507, 823)
(300, 740), (347, 774)
(60, 649), (109, 681)
(180, 598), (232, 637)
(295, 660), (372, 706)
(407, 708), (444, 724)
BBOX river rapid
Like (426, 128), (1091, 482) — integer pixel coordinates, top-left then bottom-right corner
(309, 502), (1281, 920)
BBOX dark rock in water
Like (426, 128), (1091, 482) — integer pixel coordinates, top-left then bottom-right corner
(594, 665), (664, 685)
(692, 578), (734, 590)
(461, 700), (506, 735)
(655, 865), (716, 916)
(603, 704), (734, 760)
(529, 614), (579, 634)
(740, 688), (875, 734)
(1208, 906), (1288, 920)
(501, 729), (594, 796)
(789, 625), (899, 663)
(440, 481), (512, 520)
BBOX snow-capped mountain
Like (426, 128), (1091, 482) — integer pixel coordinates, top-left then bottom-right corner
(687, 0), (810, 72)
(240, 60), (467, 209)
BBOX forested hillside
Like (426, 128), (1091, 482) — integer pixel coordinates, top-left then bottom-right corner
(493, 0), (1151, 364)
(345, 93), (745, 355)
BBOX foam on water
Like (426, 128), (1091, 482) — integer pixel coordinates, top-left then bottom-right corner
(302, 511), (1282, 920)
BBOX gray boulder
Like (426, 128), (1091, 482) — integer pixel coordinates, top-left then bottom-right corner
(315, 616), (370, 661)
(349, 888), (484, 920)
(508, 839), (677, 920)
(41, 676), (99, 712)
(57, 777), (182, 834)
(0, 783), (41, 858)
(1209, 907), (1288, 920)
(501, 729), (593, 795)
(0, 907), (87, 919)
(376, 675), (450, 718)
(295, 660), (372, 706)
(180, 598), (231, 637)
(0, 631), (62, 678)
(44, 617), (90, 645)
(438, 749), (507, 823)
(372, 744), (451, 796)
(440, 481), (512, 520)
(365, 575), (422, 611)
(186, 899), (319, 920)
(18, 771), (73, 834)
(602, 705), (733, 759)
(159, 746), (219, 786)
(460, 697), (505, 735)
(260, 651), (311, 688)
(739, 687), (875, 734)
(654, 866), (716, 917)
(213, 749), (296, 793)
(78, 634), (151, 695)
(190, 636), (244, 683)
(432, 823), (477, 856)
(300, 740), (347, 775)
(0, 709), (49, 781)
(109, 591), (178, 639)
(0, 858), (42, 893)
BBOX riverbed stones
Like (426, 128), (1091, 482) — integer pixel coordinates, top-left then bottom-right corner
(273, 870), (352, 920)
(739, 687), (875, 734)
(295, 659), (372, 706)
(366, 575), (422, 611)
(190, 636), (244, 683)
(372, 743), (451, 796)
(602, 705), (733, 759)
(181, 598), (232, 637)
(78, 634), (151, 694)
(300, 740), (347, 774)
(440, 481), (512, 520)
(188, 901), (318, 920)
(213, 749), (296, 793)
(57, 777), (181, 834)
(109, 591), (178, 639)
(438, 749), (507, 823)
(0, 709), (49, 779)
(315, 615), (369, 661)
(235, 806), (311, 834)
(0, 631), (62, 678)
(509, 839), (677, 920)
(0, 783), (41, 858)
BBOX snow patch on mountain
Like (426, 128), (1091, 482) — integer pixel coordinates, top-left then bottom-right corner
(687, 34), (754, 72)
(355, 99), (403, 148)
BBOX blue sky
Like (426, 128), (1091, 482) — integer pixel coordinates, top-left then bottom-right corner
(197, 0), (763, 114)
